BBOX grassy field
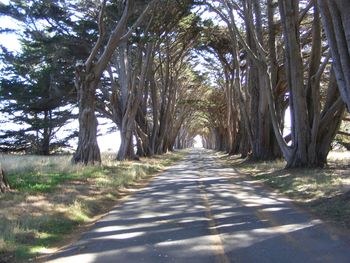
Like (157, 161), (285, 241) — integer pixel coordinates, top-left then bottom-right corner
(225, 151), (350, 230)
(0, 151), (185, 263)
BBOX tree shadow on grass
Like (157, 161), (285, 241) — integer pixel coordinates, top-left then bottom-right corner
(305, 190), (350, 229)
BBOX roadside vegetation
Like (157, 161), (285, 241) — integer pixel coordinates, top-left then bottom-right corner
(1, 0), (350, 261)
(0, 151), (185, 262)
(227, 152), (350, 230)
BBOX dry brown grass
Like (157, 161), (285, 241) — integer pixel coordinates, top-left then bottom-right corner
(0, 151), (185, 262)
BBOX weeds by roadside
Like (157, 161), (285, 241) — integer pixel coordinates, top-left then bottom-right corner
(0, 151), (185, 262)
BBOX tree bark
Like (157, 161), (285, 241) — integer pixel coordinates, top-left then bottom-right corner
(317, 69), (345, 165)
(117, 42), (153, 160)
(278, 0), (310, 167)
(0, 167), (10, 193)
(72, 65), (101, 164)
(271, 0), (340, 167)
(318, 0), (350, 111)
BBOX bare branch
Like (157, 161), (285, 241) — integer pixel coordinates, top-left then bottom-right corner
(299, 0), (314, 24)
(313, 51), (331, 82)
(95, 0), (156, 78)
(85, 0), (107, 71)
(120, 0), (157, 42)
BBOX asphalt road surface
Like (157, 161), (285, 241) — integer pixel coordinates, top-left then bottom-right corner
(47, 149), (350, 263)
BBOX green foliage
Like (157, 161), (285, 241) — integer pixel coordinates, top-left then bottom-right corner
(148, 0), (194, 34)
(9, 172), (81, 193)
(2, 155), (95, 192)
(0, 0), (101, 154)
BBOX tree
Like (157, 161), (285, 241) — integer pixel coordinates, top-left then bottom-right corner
(0, 165), (10, 194)
(130, 6), (200, 156)
(204, 0), (344, 167)
(0, 0), (84, 154)
(203, 88), (228, 151)
(318, 1), (350, 111)
(206, 0), (280, 160)
(267, 0), (345, 167)
(72, 0), (154, 164)
(93, 0), (196, 159)
(115, 39), (153, 160)
(199, 24), (253, 156)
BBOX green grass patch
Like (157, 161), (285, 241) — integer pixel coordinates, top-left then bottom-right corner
(8, 172), (79, 193)
(0, 150), (186, 262)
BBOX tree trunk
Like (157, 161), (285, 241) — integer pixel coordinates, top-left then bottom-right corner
(135, 120), (151, 157)
(40, 110), (51, 155)
(278, 0), (310, 167)
(271, 0), (339, 168)
(0, 168), (10, 193)
(117, 121), (136, 160)
(72, 65), (101, 165)
(316, 69), (345, 165)
(319, 0), (350, 111)
(306, 3), (322, 165)
(73, 0), (152, 164)
(149, 69), (160, 155)
(243, 1), (277, 161)
(117, 42), (153, 160)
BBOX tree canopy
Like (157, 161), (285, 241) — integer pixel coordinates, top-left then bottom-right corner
(1, 0), (350, 168)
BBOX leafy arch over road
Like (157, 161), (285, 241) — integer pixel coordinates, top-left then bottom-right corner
(1, 0), (350, 168)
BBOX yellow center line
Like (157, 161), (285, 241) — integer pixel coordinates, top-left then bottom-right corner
(198, 171), (230, 263)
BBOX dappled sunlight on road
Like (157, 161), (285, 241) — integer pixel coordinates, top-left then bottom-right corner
(48, 149), (350, 263)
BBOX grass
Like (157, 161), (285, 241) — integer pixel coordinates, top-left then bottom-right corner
(0, 151), (185, 262)
(227, 151), (350, 230)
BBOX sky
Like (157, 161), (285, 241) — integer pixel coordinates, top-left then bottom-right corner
(0, 0), (21, 49)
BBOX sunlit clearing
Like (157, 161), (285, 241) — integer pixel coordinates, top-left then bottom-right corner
(283, 106), (291, 137)
(98, 131), (120, 152)
(328, 151), (350, 160)
(194, 135), (203, 148)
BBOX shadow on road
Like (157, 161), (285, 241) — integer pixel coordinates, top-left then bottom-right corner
(48, 149), (350, 263)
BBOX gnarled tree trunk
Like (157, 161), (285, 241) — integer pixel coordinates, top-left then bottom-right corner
(72, 65), (101, 164)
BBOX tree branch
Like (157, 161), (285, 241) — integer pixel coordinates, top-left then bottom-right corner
(299, 0), (314, 24)
(85, 0), (107, 71)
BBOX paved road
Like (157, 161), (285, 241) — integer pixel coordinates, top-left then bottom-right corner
(47, 149), (350, 263)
